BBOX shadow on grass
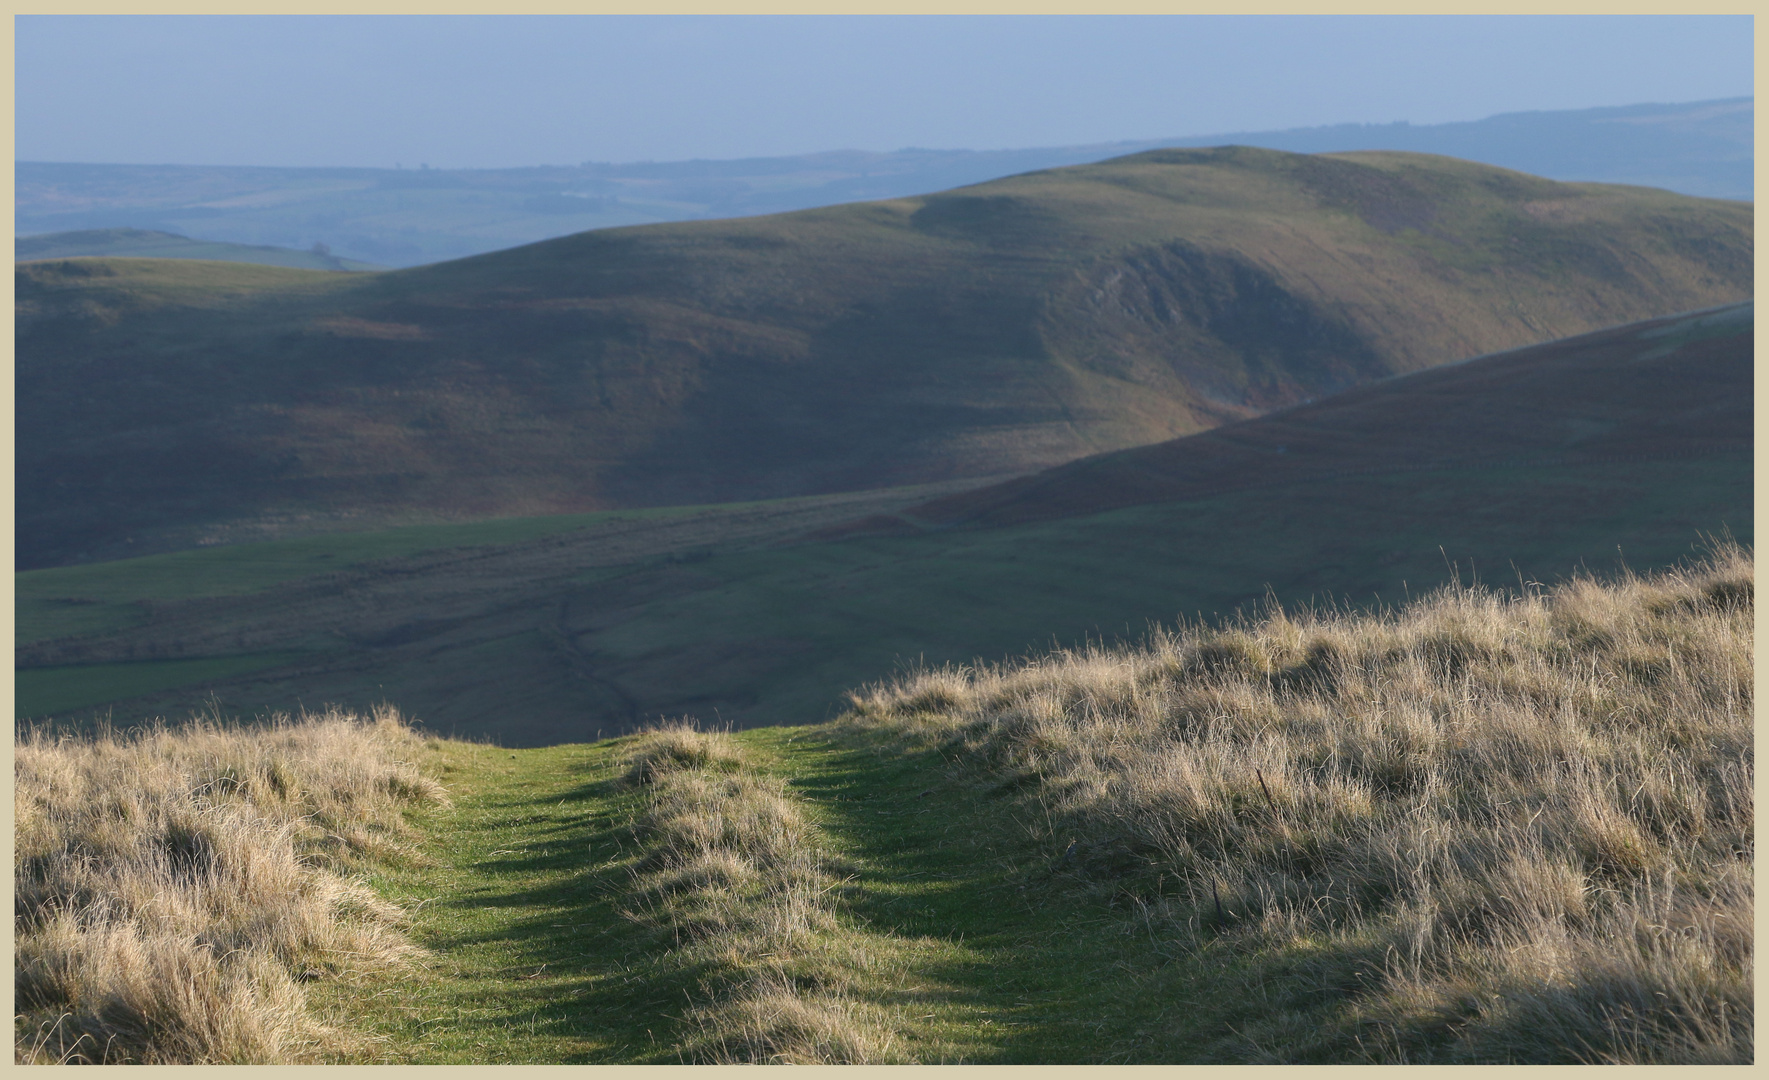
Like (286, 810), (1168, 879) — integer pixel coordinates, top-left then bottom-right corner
(763, 727), (1255, 1063)
(383, 733), (1281, 1063)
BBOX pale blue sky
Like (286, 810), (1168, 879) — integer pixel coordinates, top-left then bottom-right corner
(17, 15), (1754, 169)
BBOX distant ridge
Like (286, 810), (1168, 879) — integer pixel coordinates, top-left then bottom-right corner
(16, 98), (1750, 267)
(1160, 98), (1752, 202)
(16, 227), (385, 271)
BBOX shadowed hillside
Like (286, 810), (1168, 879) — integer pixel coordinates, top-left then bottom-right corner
(868, 300), (1753, 533)
(16, 147), (1752, 569)
(16, 306), (1749, 745)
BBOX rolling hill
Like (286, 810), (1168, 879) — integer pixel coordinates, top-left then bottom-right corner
(16, 227), (385, 271)
(17, 303), (1750, 746)
(16, 147), (1753, 570)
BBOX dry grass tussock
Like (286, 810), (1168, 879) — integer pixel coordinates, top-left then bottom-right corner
(620, 723), (903, 1063)
(15, 706), (449, 1064)
(846, 544), (1753, 1063)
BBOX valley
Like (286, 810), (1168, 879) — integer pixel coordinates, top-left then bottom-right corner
(17, 302), (1751, 744)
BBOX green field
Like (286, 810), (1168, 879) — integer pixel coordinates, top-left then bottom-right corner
(13, 481), (994, 654)
(16, 653), (314, 718)
(16, 504), (718, 647)
(17, 455), (1749, 739)
(18, 301), (1747, 740)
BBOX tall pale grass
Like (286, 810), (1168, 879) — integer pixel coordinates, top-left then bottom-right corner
(15, 706), (448, 1064)
(620, 724), (902, 1063)
(846, 544), (1752, 1063)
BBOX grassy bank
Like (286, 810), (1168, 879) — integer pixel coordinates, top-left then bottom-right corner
(848, 543), (1754, 1062)
(14, 708), (446, 1063)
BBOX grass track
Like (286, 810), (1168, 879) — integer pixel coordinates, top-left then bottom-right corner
(329, 725), (1265, 1062)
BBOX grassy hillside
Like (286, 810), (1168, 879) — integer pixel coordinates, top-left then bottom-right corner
(842, 544), (1753, 1063)
(17, 147), (1752, 569)
(17, 228), (385, 271)
(16, 305), (1750, 744)
(892, 301), (1753, 531)
(19, 550), (1750, 1062)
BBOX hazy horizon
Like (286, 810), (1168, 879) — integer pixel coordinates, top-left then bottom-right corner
(19, 15), (1753, 170)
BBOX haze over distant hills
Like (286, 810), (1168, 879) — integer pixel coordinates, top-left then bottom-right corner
(16, 97), (1750, 267)
(15, 227), (385, 271)
(16, 146), (1751, 570)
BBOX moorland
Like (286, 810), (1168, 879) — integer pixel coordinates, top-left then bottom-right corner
(13, 141), (1754, 1064)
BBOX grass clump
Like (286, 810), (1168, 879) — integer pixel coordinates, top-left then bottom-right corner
(14, 706), (448, 1064)
(619, 723), (902, 1063)
(846, 543), (1752, 1064)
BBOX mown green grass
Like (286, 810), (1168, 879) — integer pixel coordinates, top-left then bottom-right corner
(322, 723), (1276, 1063)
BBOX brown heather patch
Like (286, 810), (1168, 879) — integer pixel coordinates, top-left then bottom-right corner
(618, 723), (903, 1063)
(14, 706), (448, 1064)
(844, 543), (1752, 1064)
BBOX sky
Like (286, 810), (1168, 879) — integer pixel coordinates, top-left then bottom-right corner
(17, 15), (1755, 170)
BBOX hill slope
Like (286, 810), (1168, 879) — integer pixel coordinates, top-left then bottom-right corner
(882, 300), (1753, 532)
(16, 147), (1753, 569)
(17, 304), (1750, 745)
(17, 227), (385, 271)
